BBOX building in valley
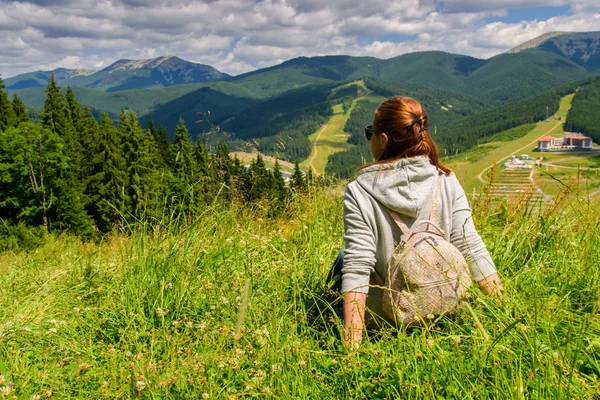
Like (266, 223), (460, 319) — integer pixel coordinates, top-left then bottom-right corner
(537, 133), (593, 152)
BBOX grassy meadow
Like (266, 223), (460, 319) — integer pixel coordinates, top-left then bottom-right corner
(301, 102), (358, 175)
(1, 181), (600, 398)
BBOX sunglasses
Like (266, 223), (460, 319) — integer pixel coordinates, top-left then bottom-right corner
(364, 125), (374, 141)
(364, 116), (423, 142)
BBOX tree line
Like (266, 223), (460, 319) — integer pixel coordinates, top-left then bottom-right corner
(0, 74), (311, 241)
(565, 80), (600, 143)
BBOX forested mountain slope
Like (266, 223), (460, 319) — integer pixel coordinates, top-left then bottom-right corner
(565, 79), (600, 143)
(227, 46), (590, 106)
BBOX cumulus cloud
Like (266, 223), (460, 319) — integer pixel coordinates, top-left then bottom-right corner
(0, 0), (599, 78)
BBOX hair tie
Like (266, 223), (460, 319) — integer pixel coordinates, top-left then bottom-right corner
(406, 115), (420, 131)
(419, 127), (428, 133)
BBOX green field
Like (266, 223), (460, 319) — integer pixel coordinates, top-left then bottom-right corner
(1, 185), (600, 398)
(300, 102), (358, 175)
(446, 93), (600, 203)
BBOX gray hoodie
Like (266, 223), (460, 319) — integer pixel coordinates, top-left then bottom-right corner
(341, 156), (496, 319)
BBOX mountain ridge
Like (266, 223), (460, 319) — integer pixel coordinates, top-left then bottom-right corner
(508, 31), (600, 72)
(5, 56), (230, 92)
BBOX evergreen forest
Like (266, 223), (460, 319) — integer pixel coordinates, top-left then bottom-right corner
(0, 75), (311, 241)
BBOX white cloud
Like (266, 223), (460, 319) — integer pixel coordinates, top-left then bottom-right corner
(0, 0), (600, 78)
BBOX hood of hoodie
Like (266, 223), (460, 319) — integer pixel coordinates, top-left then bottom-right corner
(354, 156), (439, 218)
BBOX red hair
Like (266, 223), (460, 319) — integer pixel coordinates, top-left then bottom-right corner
(359, 96), (451, 175)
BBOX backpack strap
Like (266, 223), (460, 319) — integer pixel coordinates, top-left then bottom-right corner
(374, 172), (443, 286)
(428, 174), (442, 224)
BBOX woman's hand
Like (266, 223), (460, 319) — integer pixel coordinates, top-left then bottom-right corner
(343, 292), (367, 348)
(477, 272), (503, 299)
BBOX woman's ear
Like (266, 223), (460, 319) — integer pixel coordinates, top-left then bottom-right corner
(380, 132), (389, 149)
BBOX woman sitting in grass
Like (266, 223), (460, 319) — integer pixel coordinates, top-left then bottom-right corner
(332, 96), (503, 348)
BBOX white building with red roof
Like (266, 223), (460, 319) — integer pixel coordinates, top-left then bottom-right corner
(537, 133), (593, 152)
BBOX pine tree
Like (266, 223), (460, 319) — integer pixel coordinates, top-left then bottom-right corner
(290, 161), (305, 191)
(119, 109), (155, 218)
(215, 142), (234, 201)
(171, 118), (195, 181)
(0, 75), (16, 132)
(41, 75), (94, 234)
(11, 94), (29, 125)
(272, 159), (287, 203)
(193, 137), (215, 204)
(155, 124), (171, 166)
(147, 115), (156, 137)
(87, 113), (128, 231)
(141, 129), (171, 221)
(41, 74), (69, 136)
(169, 118), (198, 211)
(194, 137), (211, 177)
(79, 106), (98, 169)
(65, 86), (81, 132)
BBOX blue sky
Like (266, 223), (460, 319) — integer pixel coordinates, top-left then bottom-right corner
(0, 0), (599, 77)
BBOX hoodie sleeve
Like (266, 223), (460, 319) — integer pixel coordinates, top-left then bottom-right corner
(449, 180), (497, 282)
(341, 184), (377, 294)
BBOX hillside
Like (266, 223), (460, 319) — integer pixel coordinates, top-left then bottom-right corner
(1, 182), (599, 398)
(228, 46), (591, 106)
(8, 83), (218, 119)
(214, 79), (490, 163)
(565, 79), (600, 143)
(325, 75), (600, 179)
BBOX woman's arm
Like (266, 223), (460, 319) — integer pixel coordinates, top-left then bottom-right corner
(341, 184), (376, 348)
(344, 292), (367, 348)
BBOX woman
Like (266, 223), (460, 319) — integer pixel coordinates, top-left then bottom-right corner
(339, 96), (503, 348)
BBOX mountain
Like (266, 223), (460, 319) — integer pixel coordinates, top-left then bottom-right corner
(67, 56), (230, 92)
(230, 49), (590, 106)
(6, 56), (230, 92)
(4, 68), (95, 90)
(508, 31), (600, 72)
(5, 31), (599, 148)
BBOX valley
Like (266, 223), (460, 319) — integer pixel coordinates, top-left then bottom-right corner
(449, 93), (600, 206)
(301, 99), (362, 175)
(3, 22), (600, 399)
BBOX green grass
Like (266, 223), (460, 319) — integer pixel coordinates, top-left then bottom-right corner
(540, 153), (600, 168)
(1, 184), (600, 398)
(300, 101), (358, 175)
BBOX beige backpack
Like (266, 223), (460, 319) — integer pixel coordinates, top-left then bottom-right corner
(373, 176), (472, 327)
